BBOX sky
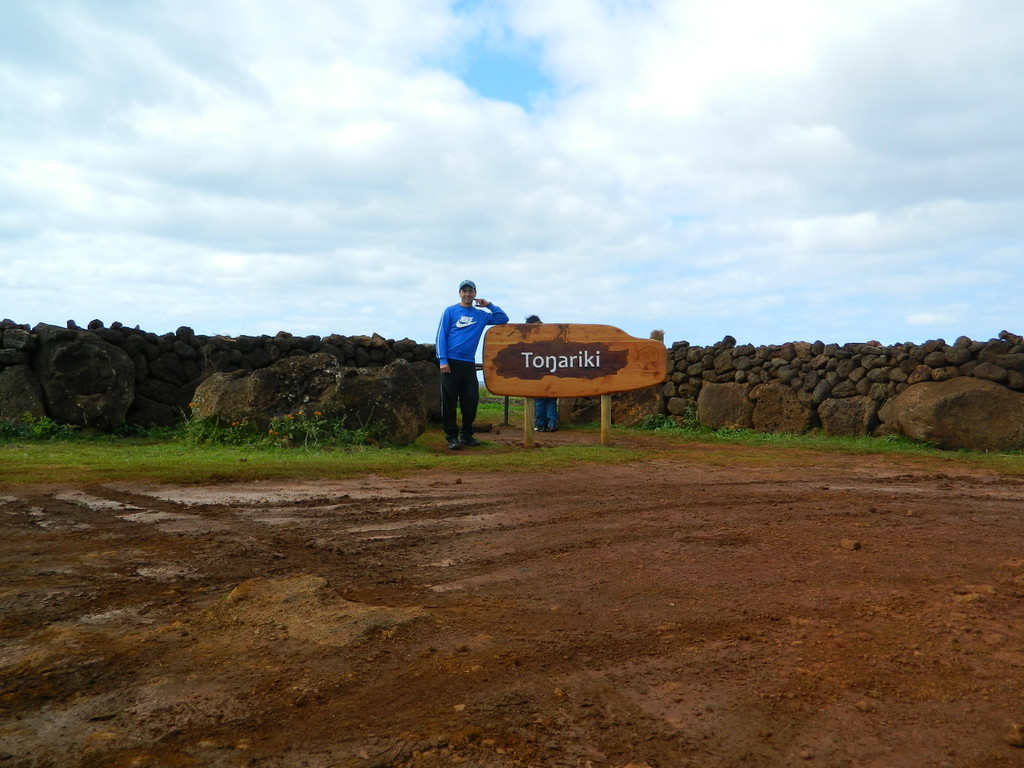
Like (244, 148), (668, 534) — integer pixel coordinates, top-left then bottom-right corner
(2, 0), (1022, 351)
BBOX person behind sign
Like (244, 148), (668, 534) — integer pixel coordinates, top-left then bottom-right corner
(436, 280), (509, 450)
(525, 314), (558, 432)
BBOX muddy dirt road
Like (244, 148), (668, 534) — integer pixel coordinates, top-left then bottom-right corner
(3, 432), (1024, 767)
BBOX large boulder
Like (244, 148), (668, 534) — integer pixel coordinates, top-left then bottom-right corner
(126, 395), (180, 428)
(876, 378), (1024, 451)
(666, 395), (696, 420)
(0, 365), (47, 421)
(696, 382), (754, 429)
(190, 368), (281, 423)
(751, 381), (816, 434)
(558, 396), (601, 425)
(552, 385), (664, 427)
(408, 360), (441, 423)
(818, 395), (879, 437)
(31, 324), (135, 430)
(2, 328), (36, 354)
(611, 384), (665, 426)
(190, 355), (427, 445)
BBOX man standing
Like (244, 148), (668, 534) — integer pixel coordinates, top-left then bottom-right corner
(436, 279), (509, 449)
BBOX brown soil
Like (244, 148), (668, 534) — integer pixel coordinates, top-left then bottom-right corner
(3, 429), (1024, 768)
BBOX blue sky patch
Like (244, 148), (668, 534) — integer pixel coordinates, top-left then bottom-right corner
(449, 0), (552, 110)
(457, 39), (552, 110)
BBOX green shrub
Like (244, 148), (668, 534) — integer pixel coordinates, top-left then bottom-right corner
(638, 408), (700, 432)
(0, 414), (78, 442)
(180, 416), (264, 446)
(181, 410), (371, 449)
(265, 410), (371, 448)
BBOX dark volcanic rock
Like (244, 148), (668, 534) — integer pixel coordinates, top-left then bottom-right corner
(31, 324), (135, 430)
(696, 382), (754, 430)
(558, 397), (599, 425)
(190, 355), (427, 445)
(751, 381), (816, 434)
(611, 384), (665, 427)
(818, 395), (879, 437)
(877, 378), (1024, 451)
(407, 360), (442, 423)
(0, 365), (47, 421)
(127, 395), (180, 428)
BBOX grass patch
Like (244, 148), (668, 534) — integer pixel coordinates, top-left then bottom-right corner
(0, 426), (645, 487)
(181, 412), (371, 449)
(477, 390), (524, 425)
(631, 415), (1024, 473)
(3, 410), (1024, 487)
(638, 413), (933, 453)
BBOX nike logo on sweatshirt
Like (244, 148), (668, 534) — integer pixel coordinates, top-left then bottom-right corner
(455, 316), (476, 328)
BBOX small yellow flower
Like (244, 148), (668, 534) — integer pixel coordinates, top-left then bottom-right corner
(286, 414), (294, 420)
(314, 411), (323, 417)
(297, 410), (305, 416)
(268, 429), (278, 435)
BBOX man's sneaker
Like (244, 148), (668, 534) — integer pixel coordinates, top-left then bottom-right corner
(447, 437), (461, 450)
(459, 435), (482, 447)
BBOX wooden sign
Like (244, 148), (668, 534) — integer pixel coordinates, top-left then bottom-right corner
(482, 324), (667, 398)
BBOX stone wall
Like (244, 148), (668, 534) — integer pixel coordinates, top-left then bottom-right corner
(664, 332), (1023, 408)
(0, 319), (437, 428)
(2, 317), (1023, 450)
(658, 331), (1024, 445)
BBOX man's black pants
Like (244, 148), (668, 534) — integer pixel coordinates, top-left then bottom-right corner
(440, 359), (478, 439)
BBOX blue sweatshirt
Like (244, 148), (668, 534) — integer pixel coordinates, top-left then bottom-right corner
(436, 302), (509, 365)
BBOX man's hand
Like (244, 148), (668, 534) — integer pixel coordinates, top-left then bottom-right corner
(474, 298), (490, 307)
(440, 364), (451, 374)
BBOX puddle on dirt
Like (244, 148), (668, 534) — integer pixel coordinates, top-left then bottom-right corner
(135, 565), (197, 581)
(248, 515), (305, 526)
(345, 512), (513, 536)
(115, 510), (229, 534)
(232, 504), (363, 526)
(114, 479), (411, 506)
(54, 491), (142, 511)
(118, 511), (195, 524)
(155, 518), (231, 534)
(77, 607), (152, 626)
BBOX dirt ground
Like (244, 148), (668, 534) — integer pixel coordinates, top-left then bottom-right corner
(3, 428), (1024, 768)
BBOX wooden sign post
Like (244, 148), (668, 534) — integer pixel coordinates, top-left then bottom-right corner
(482, 324), (667, 445)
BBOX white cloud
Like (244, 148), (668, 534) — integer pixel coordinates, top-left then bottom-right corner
(0, 0), (1021, 349)
(906, 311), (965, 328)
